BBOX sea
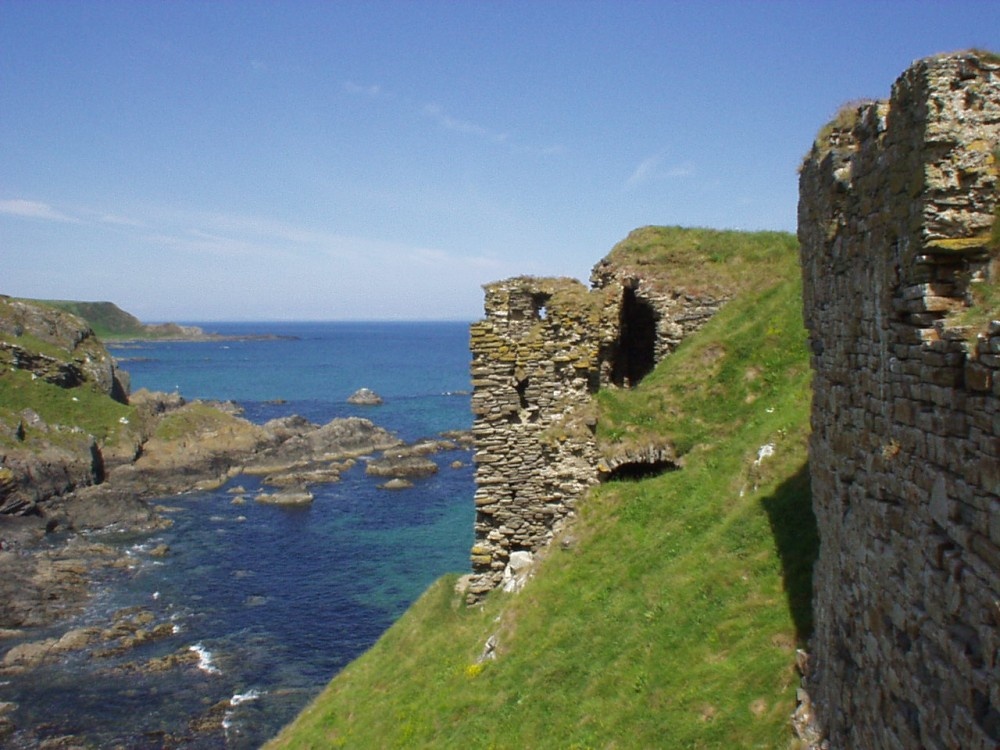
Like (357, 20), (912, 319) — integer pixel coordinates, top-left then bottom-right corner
(3, 321), (476, 748)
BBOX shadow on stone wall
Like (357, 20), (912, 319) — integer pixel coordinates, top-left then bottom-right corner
(761, 462), (818, 644)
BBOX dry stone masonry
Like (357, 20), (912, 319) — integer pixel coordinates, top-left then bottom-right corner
(466, 254), (730, 602)
(799, 52), (999, 749)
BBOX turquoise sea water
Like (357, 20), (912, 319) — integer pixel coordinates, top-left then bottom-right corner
(3, 322), (475, 748)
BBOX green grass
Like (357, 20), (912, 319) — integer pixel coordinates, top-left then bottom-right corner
(25, 299), (151, 340)
(605, 226), (800, 298)
(0, 367), (135, 447)
(266, 232), (816, 749)
(151, 402), (245, 441)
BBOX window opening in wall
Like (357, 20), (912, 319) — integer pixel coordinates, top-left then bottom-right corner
(612, 286), (657, 387)
(532, 292), (551, 321)
(515, 377), (530, 409)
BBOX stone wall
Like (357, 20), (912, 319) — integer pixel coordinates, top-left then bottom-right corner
(798, 52), (999, 749)
(466, 260), (729, 601)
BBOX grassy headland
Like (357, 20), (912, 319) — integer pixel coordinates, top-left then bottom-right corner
(266, 228), (817, 749)
(23, 298), (204, 340)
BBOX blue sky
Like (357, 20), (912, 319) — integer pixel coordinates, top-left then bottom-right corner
(2, 1), (997, 321)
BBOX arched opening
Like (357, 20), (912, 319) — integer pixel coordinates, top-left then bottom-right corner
(612, 287), (657, 387)
(601, 458), (677, 482)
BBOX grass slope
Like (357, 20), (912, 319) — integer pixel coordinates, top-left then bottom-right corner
(26, 299), (151, 340)
(267, 230), (816, 749)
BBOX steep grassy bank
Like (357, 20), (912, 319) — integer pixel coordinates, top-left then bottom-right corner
(267, 233), (816, 749)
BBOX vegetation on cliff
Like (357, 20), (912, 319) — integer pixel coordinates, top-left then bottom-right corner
(0, 296), (139, 509)
(23, 298), (205, 340)
(266, 229), (816, 748)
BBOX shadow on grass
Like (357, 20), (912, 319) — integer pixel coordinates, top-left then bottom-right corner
(761, 461), (818, 644)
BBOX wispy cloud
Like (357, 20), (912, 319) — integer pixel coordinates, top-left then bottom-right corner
(421, 103), (509, 144)
(0, 198), (80, 223)
(625, 154), (694, 189)
(341, 79), (560, 156)
(343, 80), (383, 98)
(99, 212), (146, 228)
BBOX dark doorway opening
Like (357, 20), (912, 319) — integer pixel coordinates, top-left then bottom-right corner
(612, 287), (657, 387)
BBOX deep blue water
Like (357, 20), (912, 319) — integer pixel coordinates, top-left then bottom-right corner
(2, 322), (476, 748)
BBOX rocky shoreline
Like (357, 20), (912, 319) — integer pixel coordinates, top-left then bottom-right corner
(0, 390), (471, 746)
(0, 297), (474, 744)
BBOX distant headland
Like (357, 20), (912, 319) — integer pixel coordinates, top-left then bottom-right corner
(13, 297), (295, 342)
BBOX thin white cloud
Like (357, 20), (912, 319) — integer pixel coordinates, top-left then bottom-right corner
(0, 198), (80, 223)
(422, 103), (509, 144)
(625, 154), (694, 189)
(99, 213), (146, 228)
(343, 80), (382, 98)
(626, 154), (662, 189)
(408, 245), (503, 272)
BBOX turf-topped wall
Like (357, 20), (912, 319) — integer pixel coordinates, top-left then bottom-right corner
(798, 52), (999, 748)
(466, 260), (729, 601)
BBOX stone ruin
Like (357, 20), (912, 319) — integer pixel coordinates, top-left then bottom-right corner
(798, 52), (999, 748)
(464, 254), (729, 601)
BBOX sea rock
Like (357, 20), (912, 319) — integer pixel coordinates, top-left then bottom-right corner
(55, 488), (164, 533)
(0, 625), (102, 672)
(0, 538), (127, 629)
(365, 455), (438, 478)
(379, 478), (414, 491)
(261, 466), (343, 488)
(255, 489), (314, 506)
(347, 387), (383, 405)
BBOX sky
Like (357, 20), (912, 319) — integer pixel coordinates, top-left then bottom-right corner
(1, 1), (997, 322)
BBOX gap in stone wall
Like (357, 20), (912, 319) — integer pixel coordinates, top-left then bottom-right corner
(611, 286), (657, 387)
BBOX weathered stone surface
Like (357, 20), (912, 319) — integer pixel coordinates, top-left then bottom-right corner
(799, 51), (999, 750)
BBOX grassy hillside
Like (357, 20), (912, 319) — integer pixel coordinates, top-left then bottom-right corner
(22, 298), (204, 340)
(25, 299), (151, 339)
(266, 229), (816, 749)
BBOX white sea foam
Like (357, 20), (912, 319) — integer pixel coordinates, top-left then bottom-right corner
(223, 689), (264, 735)
(189, 643), (220, 674)
(230, 688), (262, 706)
